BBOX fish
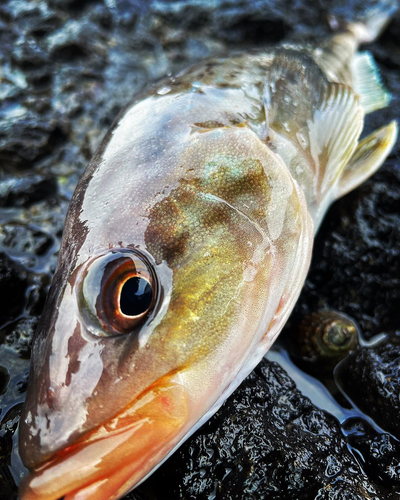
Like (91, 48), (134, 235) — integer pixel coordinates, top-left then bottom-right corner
(18, 6), (398, 500)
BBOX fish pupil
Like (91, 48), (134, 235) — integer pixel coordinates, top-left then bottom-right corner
(119, 277), (152, 317)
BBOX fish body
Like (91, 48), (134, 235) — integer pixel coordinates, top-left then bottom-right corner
(19, 13), (397, 500)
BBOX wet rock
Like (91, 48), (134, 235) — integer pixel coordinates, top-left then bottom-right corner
(133, 359), (384, 500)
(0, 223), (53, 261)
(47, 19), (108, 61)
(335, 334), (400, 440)
(0, 115), (68, 171)
(0, 253), (28, 326)
(0, 404), (23, 500)
(11, 37), (48, 68)
(343, 418), (400, 489)
(0, 367), (10, 397)
(0, 317), (38, 359)
(0, 174), (57, 207)
(0, 1), (58, 34)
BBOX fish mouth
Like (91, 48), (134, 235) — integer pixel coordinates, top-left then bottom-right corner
(19, 372), (189, 500)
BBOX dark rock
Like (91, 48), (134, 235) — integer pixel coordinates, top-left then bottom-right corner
(11, 37), (48, 68)
(0, 174), (57, 207)
(0, 253), (28, 326)
(0, 116), (68, 171)
(0, 469), (16, 500)
(343, 418), (400, 488)
(335, 334), (400, 440)
(110, 0), (142, 28)
(47, 19), (108, 61)
(0, 2), (60, 37)
(133, 360), (383, 500)
(0, 404), (22, 500)
(0, 223), (52, 258)
(0, 317), (38, 359)
(0, 367), (10, 396)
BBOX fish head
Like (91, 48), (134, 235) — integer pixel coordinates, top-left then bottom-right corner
(19, 88), (312, 499)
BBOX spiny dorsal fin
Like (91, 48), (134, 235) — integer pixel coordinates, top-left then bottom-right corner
(351, 52), (391, 114)
(265, 50), (330, 137)
(313, 31), (357, 86)
(337, 121), (398, 198)
(265, 51), (364, 210)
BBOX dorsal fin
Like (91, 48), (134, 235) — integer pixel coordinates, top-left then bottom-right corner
(265, 51), (364, 222)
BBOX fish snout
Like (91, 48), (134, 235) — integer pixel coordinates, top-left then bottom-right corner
(18, 318), (98, 470)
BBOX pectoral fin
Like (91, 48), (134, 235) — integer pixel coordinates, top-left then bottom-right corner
(337, 121), (398, 198)
(306, 83), (364, 197)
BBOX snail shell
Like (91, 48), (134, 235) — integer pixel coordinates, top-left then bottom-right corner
(297, 310), (359, 365)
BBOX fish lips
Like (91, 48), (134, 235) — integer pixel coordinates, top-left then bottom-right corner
(19, 372), (189, 500)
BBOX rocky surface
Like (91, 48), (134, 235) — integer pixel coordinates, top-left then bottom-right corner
(0, 1), (399, 499)
(133, 359), (393, 500)
(343, 418), (400, 491)
(337, 334), (400, 440)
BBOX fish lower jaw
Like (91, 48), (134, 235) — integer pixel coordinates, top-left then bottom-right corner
(19, 374), (189, 500)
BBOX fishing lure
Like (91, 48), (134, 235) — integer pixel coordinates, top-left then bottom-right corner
(19, 8), (397, 500)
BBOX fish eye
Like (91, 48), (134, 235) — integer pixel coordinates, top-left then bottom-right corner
(78, 249), (158, 336)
